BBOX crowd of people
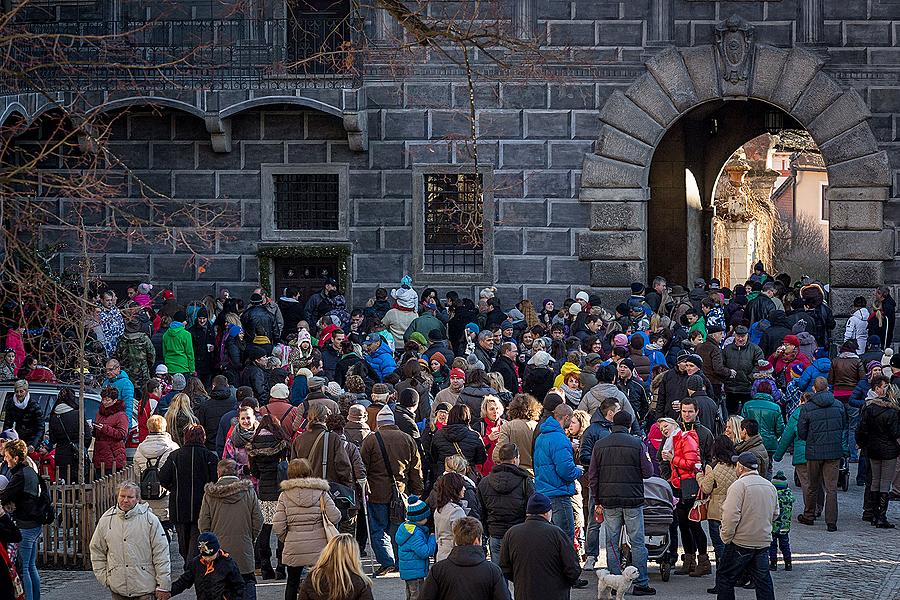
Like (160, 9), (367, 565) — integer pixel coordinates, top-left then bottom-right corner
(0, 264), (898, 600)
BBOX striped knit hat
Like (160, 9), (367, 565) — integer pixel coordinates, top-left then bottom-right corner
(405, 495), (430, 522)
(772, 471), (788, 490)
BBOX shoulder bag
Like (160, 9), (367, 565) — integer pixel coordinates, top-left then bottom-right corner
(374, 432), (407, 525)
(319, 495), (339, 541)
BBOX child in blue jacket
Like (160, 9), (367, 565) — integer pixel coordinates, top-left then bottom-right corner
(395, 495), (437, 600)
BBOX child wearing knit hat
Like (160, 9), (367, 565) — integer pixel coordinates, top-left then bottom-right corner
(770, 471), (794, 571)
(395, 495), (437, 599)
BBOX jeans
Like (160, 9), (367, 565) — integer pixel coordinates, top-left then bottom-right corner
(18, 526), (41, 600)
(603, 506), (649, 588)
(242, 572), (257, 600)
(715, 544), (775, 600)
(551, 496), (575, 543)
(367, 502), (397, 568)
(405, 578), (425, 600)
(585, 494), (601, 557)
(708, 520), (724, 566)
(847, 405), (861, 461)
(488, 536), (503, 565)
(768, 533), (791, 563)
(285, 566), (305, 600)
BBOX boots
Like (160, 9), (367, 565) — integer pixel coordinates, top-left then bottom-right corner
(690, 553), (712, 577)
(769, 556), (777, 571)
(863, 489), (876, 523)
(875, 493), (896, 529)
(784, 557), (792, 571)
(675, 554), (696, 575)
(260, 562), (277, 580)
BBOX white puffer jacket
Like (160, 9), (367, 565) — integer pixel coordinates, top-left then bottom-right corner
(90, 502), (171, 596)
(133, 432), (180, 521)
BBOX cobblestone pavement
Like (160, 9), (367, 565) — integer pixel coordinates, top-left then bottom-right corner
(41, 457), (900, 599)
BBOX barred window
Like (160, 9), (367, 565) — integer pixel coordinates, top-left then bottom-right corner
(261, 164), (348, 242)
(423, 173), (484, 273)
(273, 173), (340, 231)
(413, 166), (493, 282)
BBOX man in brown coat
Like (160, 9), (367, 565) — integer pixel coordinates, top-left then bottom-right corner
(360, 405), (424, 576)
(290, 403), (353, 487)
(696, 324), (734, 403)
(199, 459), (263, 599)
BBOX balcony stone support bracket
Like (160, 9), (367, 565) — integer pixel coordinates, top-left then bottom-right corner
(204, 115), (232, 153)
(342, 88), (368, 152)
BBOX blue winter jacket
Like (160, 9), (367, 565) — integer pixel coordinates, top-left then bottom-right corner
(395, 522), (437, 580)
(795, 358), (832, 393)
(849, 378), (871, 409)
(366, 341), (397, 382)
(103, 370), (135, 428)
(533, 416), (583, 498)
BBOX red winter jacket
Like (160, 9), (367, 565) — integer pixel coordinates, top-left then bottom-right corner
(93, 399), (128, 471)
(668, 429), (700, 489)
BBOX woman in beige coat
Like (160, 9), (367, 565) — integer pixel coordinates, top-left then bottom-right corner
(695, 435), (738, 575)
(133, 415), (179, 526)
(492, 394), (540, 475)
(274, 458), (341, 600)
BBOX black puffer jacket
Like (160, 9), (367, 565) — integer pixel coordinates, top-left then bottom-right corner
(158, 442), (219, 523)
(654, 369), (712, 421)
(759, 310), (792, 357)
(240, 363), (270, 405)
(0, 463), (42, 529)
(196, 388), (235, 452)
(5, 396), (44, 448)
(856, 397), (900, 460)
(523, 367), (554, 403)
(394, 406), (421, 441)
(476, 463), (533, 538)
(189, 320), (216, 376)
(588, 426), (652, 508)
(422, 544), (507, 600)
(491, 355), (519, 395)
(457, 385), (496, 425)
(615, 378), (649, 421)
(248, 428), (289, 502)
(429, 423), (487, 477)
(171, 551), (246, 600)
(48, 404), (91, 479)
(798, 390), (847, 461)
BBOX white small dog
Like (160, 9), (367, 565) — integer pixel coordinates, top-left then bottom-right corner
(596, 565), (640, 600)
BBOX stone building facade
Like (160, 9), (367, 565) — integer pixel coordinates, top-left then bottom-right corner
(3, 0), (899, 317)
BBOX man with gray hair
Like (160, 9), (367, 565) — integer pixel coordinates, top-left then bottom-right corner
(91, 481), (171, 600)
(472, 330), (495, 371)
(290, 403), (353, 487)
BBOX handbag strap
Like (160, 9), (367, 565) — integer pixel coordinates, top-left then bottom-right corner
(322, 431), (330, 479)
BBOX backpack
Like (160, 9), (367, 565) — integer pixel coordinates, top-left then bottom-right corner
(139, 455), (165, 501)
(33, 474), (56, 526)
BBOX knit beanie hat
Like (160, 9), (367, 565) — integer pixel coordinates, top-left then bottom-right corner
(172, 373), (186, 391)
(398, 388), (419, 408)
(409, 331), (428, 348)
(372, 383), (390, 403)
(376, 404), (395, 427)
(755, 360), (774, 375)
(686, 374), (705, 392)
(431, 352), (447, 366)
(772, 471), (788, 490)
(405, 495), (431, 522)
(790, 363), (805, 378)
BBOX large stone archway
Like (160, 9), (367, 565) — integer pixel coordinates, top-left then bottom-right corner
(578, 17), (891, 317)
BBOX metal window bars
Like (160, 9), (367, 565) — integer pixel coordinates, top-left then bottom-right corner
(423, 172), (485, 274)
(273, 172), (340, 231)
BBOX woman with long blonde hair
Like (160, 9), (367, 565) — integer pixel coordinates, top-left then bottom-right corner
(165, 392), (197, 447)
(518, 299), (540, 329)
(297, 533), (372, 600)
(724, 414), (744, 446)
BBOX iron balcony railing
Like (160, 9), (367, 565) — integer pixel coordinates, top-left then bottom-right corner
(1, 9), (362, 92)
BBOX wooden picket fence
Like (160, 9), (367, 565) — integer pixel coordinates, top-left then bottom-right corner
(39, 464), (137, 569)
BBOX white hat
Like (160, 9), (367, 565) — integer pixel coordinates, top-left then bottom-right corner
(376, 404), (395, 427)
(527, 350), (555, 368)
(155, 364), (169, 375)
(568, 303), (582, 316)
(269, 383), (290, 400)
(575, 291), (590, 302)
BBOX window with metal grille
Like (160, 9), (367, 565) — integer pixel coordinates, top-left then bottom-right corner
(423, 172), (484, 274)
(273, 173), (340, 231)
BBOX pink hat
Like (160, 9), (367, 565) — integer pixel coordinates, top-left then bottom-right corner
(613, 334), (629, 348)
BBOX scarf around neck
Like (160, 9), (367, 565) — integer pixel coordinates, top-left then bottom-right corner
(231, 423), (257, 449)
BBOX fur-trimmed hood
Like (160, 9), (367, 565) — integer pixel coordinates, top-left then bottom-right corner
(204, 476), (254, 503)
(278, 476), (331, 510)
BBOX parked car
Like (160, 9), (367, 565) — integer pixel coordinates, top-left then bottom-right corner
(0, 382), (106, 460)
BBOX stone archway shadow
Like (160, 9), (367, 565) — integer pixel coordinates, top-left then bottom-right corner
(578, 17), (891, 316)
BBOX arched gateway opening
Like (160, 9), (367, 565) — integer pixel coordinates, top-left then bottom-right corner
(578, 17), (892, 317)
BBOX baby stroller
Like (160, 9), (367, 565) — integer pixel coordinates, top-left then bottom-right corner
(618, 476), (676, 581)
(837, 456), (851, 492)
